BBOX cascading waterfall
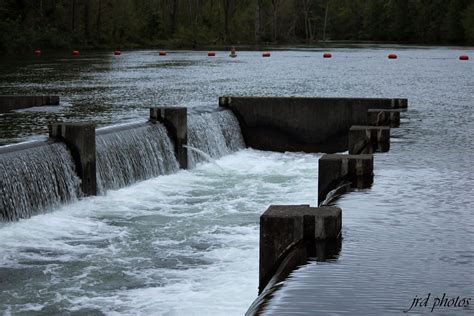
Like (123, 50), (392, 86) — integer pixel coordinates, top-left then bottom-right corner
(0, 112), (244, 219)
(188, 110), (245, 168)
(0, 142), (81, 221)
(96, 123), (179, 193)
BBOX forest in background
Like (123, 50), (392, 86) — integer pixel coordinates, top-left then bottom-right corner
(1, 0), (474, 53)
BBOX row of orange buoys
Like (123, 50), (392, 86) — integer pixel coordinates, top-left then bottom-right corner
(323, 52), (399, 59)
(322, 52), (470, 61)
(32, 49), (470, 61)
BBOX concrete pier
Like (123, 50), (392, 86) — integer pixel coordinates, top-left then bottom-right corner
(219, 96), (407, 152)
(0, 95), (60, 113)
(367, 109), (401, 127)
(259, 205), (341, 294)
(150, 107), (188, 169)
(348, 126), (390, 154)
(318, 154), (374, 205)
(49, 122), (97, 196)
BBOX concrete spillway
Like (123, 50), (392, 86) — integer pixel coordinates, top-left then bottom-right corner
(0, 109), (246, 220)
(188, 110), (245, 168)
(96, 123), (180, 194)
(0, 142), (81, 221)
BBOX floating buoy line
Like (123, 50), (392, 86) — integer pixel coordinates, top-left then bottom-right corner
(30, 50), (469, 62)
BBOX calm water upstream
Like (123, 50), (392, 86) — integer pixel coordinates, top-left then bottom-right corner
(0, 48), (473, 315)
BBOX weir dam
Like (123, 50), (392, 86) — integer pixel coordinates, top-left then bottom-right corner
(0, 48), (472, 315)
(1, 94), (411, 313)
(1, 96), (405, 221)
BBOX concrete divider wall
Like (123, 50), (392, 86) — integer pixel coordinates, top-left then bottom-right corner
(367, 109), (402, 127)
(49, 123), (97, 196)
(220, 96), (407, 153)
(259, 205), (342, 294)
(348, 126), (390, 154)
(150, 107), (188, 169)
(0, 95), (60, 113)
(318, 154), (374, 205)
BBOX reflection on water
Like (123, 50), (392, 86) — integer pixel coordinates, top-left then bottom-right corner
(247, 238), (342, 315)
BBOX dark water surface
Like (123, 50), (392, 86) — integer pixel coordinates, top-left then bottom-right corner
(0, 48), (471, 144)
(0, 48), (473, 315)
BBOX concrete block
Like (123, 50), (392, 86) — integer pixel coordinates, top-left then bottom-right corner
(219, 96), (230, 107)
(259, 205), (341, 293)
(35, 96), (44, 106)
(150, 107), (188, 169)
(393, 98), (408, 110)
(49, 95), (60, 105)
(367, 109), (401, 127)
(49, 122), (97, 196)
(318, 154), (373, 205)
(348, 125), (390, 154)
(0, 95), (60, 113)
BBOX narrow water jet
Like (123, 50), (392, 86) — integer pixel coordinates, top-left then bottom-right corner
(188, 110), (245, 168)
(183, 145), (224, 170)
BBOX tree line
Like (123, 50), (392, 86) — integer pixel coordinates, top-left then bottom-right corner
(1, 0), (473, 53)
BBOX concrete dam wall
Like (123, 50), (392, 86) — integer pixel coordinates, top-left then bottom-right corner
(0, 95), (408, 314)
(1, 96), (407, 221)
(0, 95), (60, 113)
(220, 96), (406, 153)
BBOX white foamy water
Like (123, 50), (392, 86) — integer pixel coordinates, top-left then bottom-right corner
(0, 149), (320, 315)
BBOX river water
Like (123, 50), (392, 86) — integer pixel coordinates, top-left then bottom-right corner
(0, 48), (473, 315)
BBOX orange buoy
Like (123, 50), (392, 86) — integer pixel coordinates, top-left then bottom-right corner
(208, 51), (216, 57)
(262, 52), (271, 57)
(159, 51), (167, 56)
(114, 50), (121, 56)
(459, 55), (469, 61)
(388, 53), (398, 59)
(229, 47), (237, 58)
(34, 49), (42, 56)
(323, 53), (332, 58)
(72, 50), (80, 56)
